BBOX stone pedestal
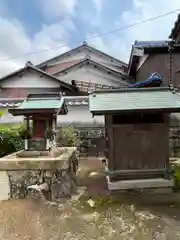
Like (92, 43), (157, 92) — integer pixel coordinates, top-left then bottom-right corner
(0, 147), (78, 201)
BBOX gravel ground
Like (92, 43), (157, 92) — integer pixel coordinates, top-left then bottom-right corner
(0, 159), (180, 240)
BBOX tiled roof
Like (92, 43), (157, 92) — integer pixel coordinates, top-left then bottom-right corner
(36, 42), (128, 69)
(44, 59), (83, 74)
(9, 93), (68, 116)
(169, 13), (180, 39)
(89, 87), (180, 114)
(0, 96), (90, 108)
(0, 102), (21, 108)
(17, 99), (64, 110)
(128, 40), (169, 76)
(67, 100), (88, 106)
(74, 80), (122, 92)
(133, 40), (168, 49)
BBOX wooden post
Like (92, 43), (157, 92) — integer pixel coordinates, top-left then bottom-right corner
(46, 118), (50, 150)
(165, 113), (170, 169)
(52, 117), (56, 145)
(105, 115), (114, 171)
(24, 116), (30, 150)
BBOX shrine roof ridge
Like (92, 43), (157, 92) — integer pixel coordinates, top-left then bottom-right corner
(26, 92), (62, 100)
(89, 87), (171, 95)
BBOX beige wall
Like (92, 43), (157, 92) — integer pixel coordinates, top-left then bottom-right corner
(136, 53), (180, 89)
(2, 71), (60, 88)
(57, 64), (125, 87)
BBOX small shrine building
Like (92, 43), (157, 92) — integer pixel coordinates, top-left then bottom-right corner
(9, 93), (67, 151)
(89, 86), (180, 190)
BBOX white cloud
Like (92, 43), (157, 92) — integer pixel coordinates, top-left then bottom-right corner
(39, 0), (78, 19)
(86, 34), (110, 53)
(0, 16), (75, 77)
(92, 0), (104, 12)
(0, 0), (80, 77)
(87, 0), (180, 62)
(0, 0), (180, 78)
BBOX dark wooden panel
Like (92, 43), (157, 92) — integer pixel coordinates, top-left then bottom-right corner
(112, 123), (169, 173)
(105, 115), (114, 170)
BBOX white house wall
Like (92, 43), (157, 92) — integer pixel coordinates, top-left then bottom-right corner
(2, 71), (60, 88)
(0, 105), (104, 127)
(57, 65), (125, 87)
(57, 105), (104, 126)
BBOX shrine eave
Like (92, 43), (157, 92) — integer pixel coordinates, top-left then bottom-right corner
(8, 98), (68, 116)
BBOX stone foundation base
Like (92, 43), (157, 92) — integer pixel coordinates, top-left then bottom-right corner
(0, 147), (78, 201)
(106, 176), (174, 191)
(1, 168), (77, 201)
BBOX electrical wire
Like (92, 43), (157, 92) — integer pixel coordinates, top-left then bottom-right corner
(0, 8), (180, 62)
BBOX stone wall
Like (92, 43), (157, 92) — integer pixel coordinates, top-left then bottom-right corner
(7, 167), (77, 200)
(0, 147), (78, 201)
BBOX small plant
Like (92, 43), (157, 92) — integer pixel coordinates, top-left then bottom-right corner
(173, 166), (180, 192)
(19, 128), (31, 139)
(0, 110), (5, 118)
(0, 124), (24, 156)
(45, 129), (55, 141)
(57, 126), (81, 147)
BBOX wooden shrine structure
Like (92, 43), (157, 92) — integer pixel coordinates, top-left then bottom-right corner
(9, 93), (67, 151)
(89, 86), (180, 190)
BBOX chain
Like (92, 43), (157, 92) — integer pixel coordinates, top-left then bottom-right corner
(168, 42), (173, 87)
(168, 41), (176, 93)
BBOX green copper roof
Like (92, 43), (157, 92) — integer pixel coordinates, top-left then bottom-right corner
(8, 96), (68, 116)
(89, 87), (180, 114)
(18, 99), (64, 110)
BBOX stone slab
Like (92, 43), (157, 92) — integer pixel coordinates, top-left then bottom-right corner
(0, 171), (11, 200)
(0, 147), (76, 170)
(106, 176), (174, 191)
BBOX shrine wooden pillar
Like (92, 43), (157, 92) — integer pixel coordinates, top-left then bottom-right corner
(24, 116), (30, 150)
(46, 117), (51, 149)
(52, 116), (57, 145)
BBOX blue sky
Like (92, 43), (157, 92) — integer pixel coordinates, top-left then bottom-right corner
(0, 0), (180, 76)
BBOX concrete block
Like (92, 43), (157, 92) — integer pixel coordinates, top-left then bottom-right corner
(106, 176), (174, 191)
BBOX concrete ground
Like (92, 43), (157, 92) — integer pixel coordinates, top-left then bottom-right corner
(0, 158), (180, 239)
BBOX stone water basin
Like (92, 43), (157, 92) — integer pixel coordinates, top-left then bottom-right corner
(0, 147), (78, 201)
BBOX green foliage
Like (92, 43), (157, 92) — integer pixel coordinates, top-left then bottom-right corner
(57, 126), (81, 147)
(0, 110), (5, 118)
(0, 124), (24, 157)
(45, 129), (55, 140)
(173, 166), (180, 192)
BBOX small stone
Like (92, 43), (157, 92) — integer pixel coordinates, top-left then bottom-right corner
(87, 199), (95, 208)
(89, 172), (99, 177)
(45, 171), (53, 178)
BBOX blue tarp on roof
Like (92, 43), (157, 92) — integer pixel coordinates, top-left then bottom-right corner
(128, 73), (163, 88)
